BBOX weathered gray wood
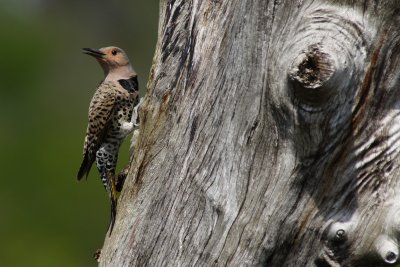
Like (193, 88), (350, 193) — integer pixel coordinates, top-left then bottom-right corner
(99, 0), (400, 266)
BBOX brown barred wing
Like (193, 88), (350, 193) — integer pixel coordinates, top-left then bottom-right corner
(77, 83), (117, 180)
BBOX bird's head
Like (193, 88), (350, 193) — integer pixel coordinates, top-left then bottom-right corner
(83, 46), (133, 78)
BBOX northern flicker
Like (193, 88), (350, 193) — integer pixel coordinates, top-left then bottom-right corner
(77, 46), (139, 234)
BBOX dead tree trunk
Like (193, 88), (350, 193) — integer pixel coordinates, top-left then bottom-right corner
(99, 1), (400, 266)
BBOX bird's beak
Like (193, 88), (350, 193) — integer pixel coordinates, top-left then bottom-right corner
(82, 48), (105, 58)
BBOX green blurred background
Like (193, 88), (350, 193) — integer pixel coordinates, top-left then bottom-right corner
(0, 1), (158, 266)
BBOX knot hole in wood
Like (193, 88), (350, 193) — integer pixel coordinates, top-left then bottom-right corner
(289, 45), (335, 90)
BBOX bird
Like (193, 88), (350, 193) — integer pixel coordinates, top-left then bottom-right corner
(77, 46), (139, 234)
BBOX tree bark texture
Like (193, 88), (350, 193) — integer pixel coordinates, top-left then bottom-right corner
(100, 1), (400, 266)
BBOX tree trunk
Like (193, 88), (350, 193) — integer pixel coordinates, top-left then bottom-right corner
(99, 1), (400, 266)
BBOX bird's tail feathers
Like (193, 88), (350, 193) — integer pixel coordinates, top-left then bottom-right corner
(77, 154), (93, 180)
(99, 170), (118, 236)
(109, 196), (117, 235)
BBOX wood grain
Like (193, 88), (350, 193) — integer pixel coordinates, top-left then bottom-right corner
(100, 1), (400, 266)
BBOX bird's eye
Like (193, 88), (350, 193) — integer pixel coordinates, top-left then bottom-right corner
(112, 50), (118, 56)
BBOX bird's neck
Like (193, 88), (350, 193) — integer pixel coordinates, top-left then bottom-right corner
(104, 65), (136, 82)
